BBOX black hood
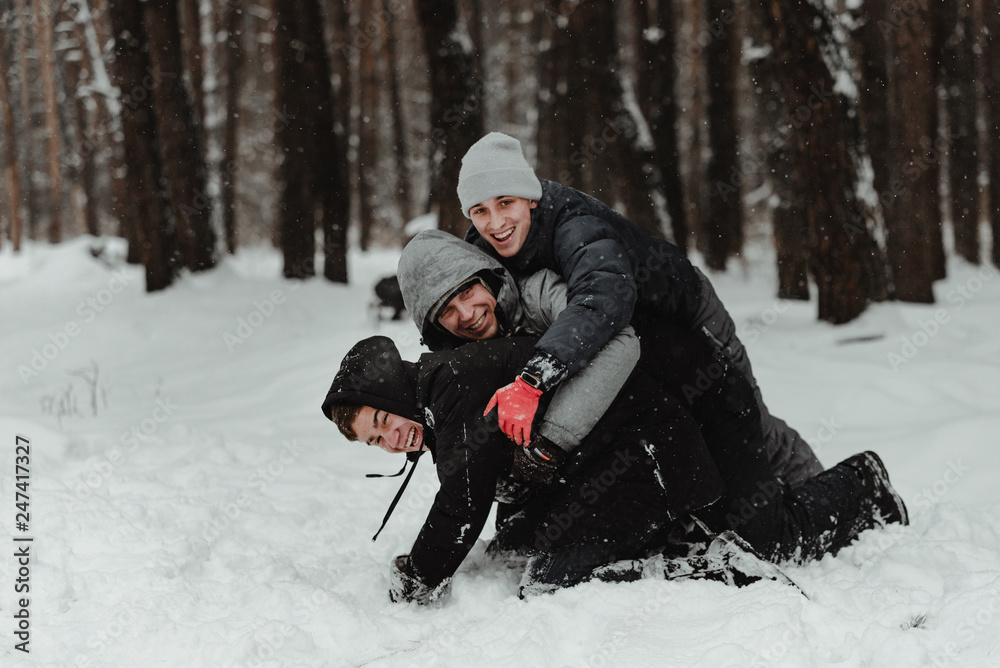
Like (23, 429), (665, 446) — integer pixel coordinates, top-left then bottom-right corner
(321, 336), (421, 423)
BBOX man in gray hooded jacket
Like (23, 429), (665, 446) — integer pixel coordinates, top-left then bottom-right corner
(397, 229), (638, 474)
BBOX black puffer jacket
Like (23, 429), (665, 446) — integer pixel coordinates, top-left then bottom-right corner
(465, 179), (702, 388)
(322, 336), (723, 589)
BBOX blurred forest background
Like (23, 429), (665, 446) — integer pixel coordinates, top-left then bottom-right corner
(0, 0), (998, 324)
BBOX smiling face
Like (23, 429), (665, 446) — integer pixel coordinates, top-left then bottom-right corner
(436, 282), (500, 340)
(351, 406), (425, 454)
(469, 196), (537, 257)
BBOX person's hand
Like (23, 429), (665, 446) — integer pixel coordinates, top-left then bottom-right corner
(484, 376), (543, 445)
(388, 555), (450, 605)
(512, 436), (567, 485)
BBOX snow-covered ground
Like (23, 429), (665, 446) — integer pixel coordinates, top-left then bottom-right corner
(1, 235), (999, 667)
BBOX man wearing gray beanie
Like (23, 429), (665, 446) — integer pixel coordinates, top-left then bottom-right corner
(458, 131), (825, 491)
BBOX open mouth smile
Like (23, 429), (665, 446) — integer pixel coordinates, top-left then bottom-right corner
(491, 227), (515, 243)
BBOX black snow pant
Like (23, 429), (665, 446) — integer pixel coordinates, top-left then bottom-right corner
(687, 356), (879, 563)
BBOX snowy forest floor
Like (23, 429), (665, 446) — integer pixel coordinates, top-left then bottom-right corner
(1, 235), (999, 668)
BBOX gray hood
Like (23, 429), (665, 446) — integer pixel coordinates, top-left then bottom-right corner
(397, 230), (522, 350)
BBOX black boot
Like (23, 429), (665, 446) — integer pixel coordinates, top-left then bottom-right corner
(841, 451), (909, 526)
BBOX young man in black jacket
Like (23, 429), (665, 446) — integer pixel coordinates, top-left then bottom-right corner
(322, 335), (907, 604)
(458, 132), (824, 490)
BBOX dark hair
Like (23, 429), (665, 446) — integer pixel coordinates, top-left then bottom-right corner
(329, 403), (364, 442)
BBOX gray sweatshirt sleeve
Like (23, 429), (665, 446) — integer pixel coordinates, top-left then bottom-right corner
(519, 270), (640, 452)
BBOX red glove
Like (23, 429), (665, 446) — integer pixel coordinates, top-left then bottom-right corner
(484, 376), (543, 446)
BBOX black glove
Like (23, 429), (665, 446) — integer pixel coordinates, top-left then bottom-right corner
(512, 435), (567, 485)
(388, 555), (450, 605)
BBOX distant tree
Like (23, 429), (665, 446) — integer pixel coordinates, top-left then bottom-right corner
(414, 0), (484, 237)
(0, 17), (25, 251)
(144, 0), (216, 271)
(884, 0), (943, 301)
(272, 0), (348, 281)
(985, 0), (1000, 266)
(854, 0), (891, 210)
(701, 0), (743, 270)
(34, 0), (63, 243)
(220, 0), (243, 254)
(107, 0), (177, 291)
(747, 1), (810, 300)
(633, 0), (688, 251)
(536, 0), (662, 237)
(357, 0), (381, 251)
(760, 0), (889, 323)
(940, 1), (980, 264)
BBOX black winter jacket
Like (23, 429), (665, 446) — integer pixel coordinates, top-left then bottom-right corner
(465, 179), (702, 389)
(323, 336), (723, 589)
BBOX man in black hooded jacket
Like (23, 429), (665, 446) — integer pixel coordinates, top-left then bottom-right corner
(323, 336), (730, 602)
(322, 335), (907, 603)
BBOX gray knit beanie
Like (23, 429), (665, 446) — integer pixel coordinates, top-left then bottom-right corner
(457, 132), (542, 218)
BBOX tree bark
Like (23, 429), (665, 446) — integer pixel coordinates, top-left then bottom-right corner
(144, 0), (216, 271)
(854, 0), (891, 218)
(535, 0), (662, 237)
(984, 0), (1000, 266)
(385, 6), (414, 224)
(0, 25), (25, 251)
(762, 0), (889, 323)
(357, 0), (381, 251)
(414, 0), (484, 238)
(633, 0), (688, 252)
(107, 0), (177, 291)
(701, 0), (743, 270)
(220, 0), (242, 254)
(747, 2), (809, 300)
(272, 0), (316, 278)
(884, 0), (942, 301)
(941, 1), (980, 264)
(35, 0), (64, 243)
(298, 0), (348, 282)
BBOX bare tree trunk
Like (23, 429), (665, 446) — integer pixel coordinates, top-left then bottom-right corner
(107, 0), (177, 291)
(985, 0), (1000, 266)
(747, 2), (809, 300)
(762, 0), (889, 323)
(633, 0), (688, 251)
(0, 25), (25, 251)
(64, 22), (101, 237)
(414, 0), (484, 237)
(385, 6), (414, 224)
(144, 0), (216, 271)
(941, 1), (981, 264)
(272, 0), (316, 278)
(179, 0), (206, 131)
(884, 0), (942, 301)
(535, 0), (662, 237)
(220, 0), (242, 254)
(14, 0), (39, 240)
(701, 0), (743, 270)
(35, 0), (63, 242)
(854, 0), (891, 212)
(296, 0), (348, 282)
(357, 0), (380, 251)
